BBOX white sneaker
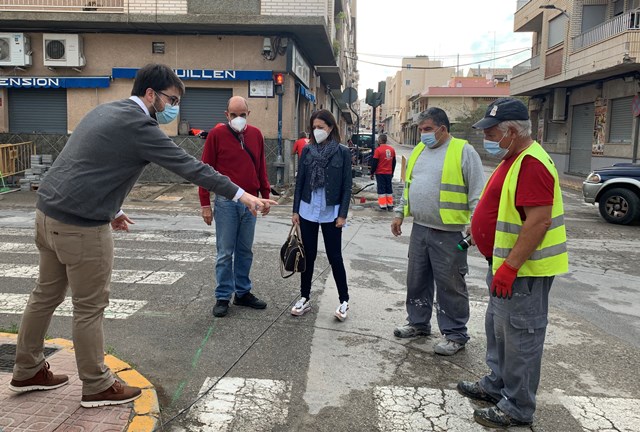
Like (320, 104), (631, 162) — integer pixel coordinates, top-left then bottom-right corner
(291, 297), (311, 316)
(334, 301), (349, 321)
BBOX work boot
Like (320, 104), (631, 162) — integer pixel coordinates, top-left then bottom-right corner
(457, 381), (500, 404)
(9, 362), (69, 392)
(473, 406), (533, 428)
(393, 324), (430, 338)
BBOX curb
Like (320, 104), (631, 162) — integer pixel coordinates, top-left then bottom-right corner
(0, 332), (160, 432)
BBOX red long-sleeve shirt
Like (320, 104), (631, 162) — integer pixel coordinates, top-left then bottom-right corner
(198, 123), (270, 206)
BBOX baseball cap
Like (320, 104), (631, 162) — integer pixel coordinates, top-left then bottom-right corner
(472, 97), (529, 130)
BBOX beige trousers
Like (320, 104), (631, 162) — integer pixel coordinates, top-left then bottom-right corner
(13, 209), (115, 395)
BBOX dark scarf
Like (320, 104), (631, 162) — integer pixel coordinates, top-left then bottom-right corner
(307, 140), (340, 190)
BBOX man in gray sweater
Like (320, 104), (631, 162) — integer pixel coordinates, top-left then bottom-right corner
(9, 64), (276, 407)
(391, 107), (485, 356)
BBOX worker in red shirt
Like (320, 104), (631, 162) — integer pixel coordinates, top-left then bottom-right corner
(370, 134), (396, 210)
(199, 96), (271, 318)
(292, 131), (309, 159)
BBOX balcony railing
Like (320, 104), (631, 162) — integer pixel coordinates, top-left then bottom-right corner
(516, 0), (531, 11)
(0, 0), (124, 13)
(573, 8), (640, 51)
(512, 54), (540, 77)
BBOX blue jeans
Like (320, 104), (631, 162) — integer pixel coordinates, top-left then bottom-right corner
(213, 196), (257, 300)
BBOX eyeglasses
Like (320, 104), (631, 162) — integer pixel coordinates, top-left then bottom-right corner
(155, 90), (181, 106)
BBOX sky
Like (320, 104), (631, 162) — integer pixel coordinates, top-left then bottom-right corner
(354, 0), (533, 96)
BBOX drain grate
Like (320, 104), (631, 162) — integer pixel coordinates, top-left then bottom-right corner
(0, 344), (60, 372)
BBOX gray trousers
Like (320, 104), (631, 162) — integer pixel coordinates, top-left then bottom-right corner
(480, 266), (553, 423)
(13, 209), (115, 395)
(405, 224), (470, 343)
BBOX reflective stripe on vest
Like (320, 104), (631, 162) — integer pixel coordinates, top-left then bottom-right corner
(403, 138), (470, 224)
(492, 142), (569, 276)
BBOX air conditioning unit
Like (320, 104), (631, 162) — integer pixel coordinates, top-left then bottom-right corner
(43, 34), (85, 67)
(552, 88), (567, 121)
(0, 33), (32, 67)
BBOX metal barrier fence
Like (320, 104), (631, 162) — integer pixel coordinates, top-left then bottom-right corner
(0, 142), (36, 178)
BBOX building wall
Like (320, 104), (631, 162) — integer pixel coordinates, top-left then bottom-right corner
(127, 0), (188, 14)
(261, 0), (326, 16)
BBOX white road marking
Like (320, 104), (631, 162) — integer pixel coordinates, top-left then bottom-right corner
(559, 393), (640, 432)
(0, 293), (146, 319)
(0, 264), (184, 285)
(374, 386), (486, 432)
(0, 228), (215, 245)
(0, 242), (207, 262)
(185, 377), (291, 432)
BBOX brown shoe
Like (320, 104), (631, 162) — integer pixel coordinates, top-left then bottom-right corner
(9, 361), (69, 392)
(81, 380), (142, 408)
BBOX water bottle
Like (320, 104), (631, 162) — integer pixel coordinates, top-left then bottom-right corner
(457, 234), (471, 251)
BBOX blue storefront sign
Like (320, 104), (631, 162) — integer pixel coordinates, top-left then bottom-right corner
(0, 77), (111, 88)
(112, 68), (273, 81)
(299, 85), (316, 103)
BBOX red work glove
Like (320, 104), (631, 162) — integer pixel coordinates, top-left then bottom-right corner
(491, 262), (519, 299)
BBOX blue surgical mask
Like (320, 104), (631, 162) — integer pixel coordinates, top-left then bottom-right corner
(483, 131), (511, 159)
(421, 132), (437, 148)
(156, 104), (179, 124)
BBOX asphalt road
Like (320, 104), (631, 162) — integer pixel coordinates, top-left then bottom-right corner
(1, 165), (639, 431)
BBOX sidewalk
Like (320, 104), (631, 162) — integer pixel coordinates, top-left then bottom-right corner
(0, 333), (159, 432)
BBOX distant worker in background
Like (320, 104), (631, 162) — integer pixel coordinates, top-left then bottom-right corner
(292, 131), (310, 159)
(199, 96), (272, 318)
(370, 134), (396, 211)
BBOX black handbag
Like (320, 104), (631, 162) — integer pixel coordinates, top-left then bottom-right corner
(280, 224), (306, 278)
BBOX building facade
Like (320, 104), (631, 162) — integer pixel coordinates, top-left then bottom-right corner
(512, 0), (640, 175)
(0, 0), (358, 184)
(379, 56), (455, 144)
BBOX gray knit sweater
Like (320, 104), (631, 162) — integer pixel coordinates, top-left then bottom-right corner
(37, 99), (239, 226)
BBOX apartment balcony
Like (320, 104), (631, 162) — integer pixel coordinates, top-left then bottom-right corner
(514, 0), (543, 33)
(0, 0), (123, 13)
(572, 8), (640, 51)
(0, 0), (338, 67)
(512, 54), (540, 77)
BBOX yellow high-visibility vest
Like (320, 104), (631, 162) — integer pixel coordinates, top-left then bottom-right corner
(492, 141), (569, 276)
(403, 137), (470, 224)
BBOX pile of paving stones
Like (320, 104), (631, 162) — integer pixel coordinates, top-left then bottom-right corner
(19, 154), (53, 191)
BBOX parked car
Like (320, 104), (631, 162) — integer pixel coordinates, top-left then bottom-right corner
(582, 163), (640, 225)
(350, 132), (376, 150)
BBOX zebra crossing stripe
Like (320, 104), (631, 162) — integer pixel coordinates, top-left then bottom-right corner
(374, 386), (640, 432)
(184, 377), (291, 432)
(375, 386), (484, 431)
(0, 293), (146, 319)
(0, 242), (206, 262)
(559, 393), (640, 431)
(0, 264), (184, 285)
(0, 228), (215, 245)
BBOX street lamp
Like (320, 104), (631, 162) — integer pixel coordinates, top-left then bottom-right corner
(539, 4), (570, 19)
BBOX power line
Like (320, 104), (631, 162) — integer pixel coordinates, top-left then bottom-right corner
(348, 49), (530, 69)
(356, 47), (529, 60)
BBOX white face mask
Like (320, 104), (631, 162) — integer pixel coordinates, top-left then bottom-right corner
(229, 116), (247, 132)
(313, 129), (329, 144)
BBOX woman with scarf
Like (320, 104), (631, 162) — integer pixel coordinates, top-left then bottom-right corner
(291, 109), (353, 321)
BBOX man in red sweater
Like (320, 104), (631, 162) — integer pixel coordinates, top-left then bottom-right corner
(199, 96), (271, 317)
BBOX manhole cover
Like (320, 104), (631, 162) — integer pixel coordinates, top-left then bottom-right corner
(0, 344), (60, 372)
